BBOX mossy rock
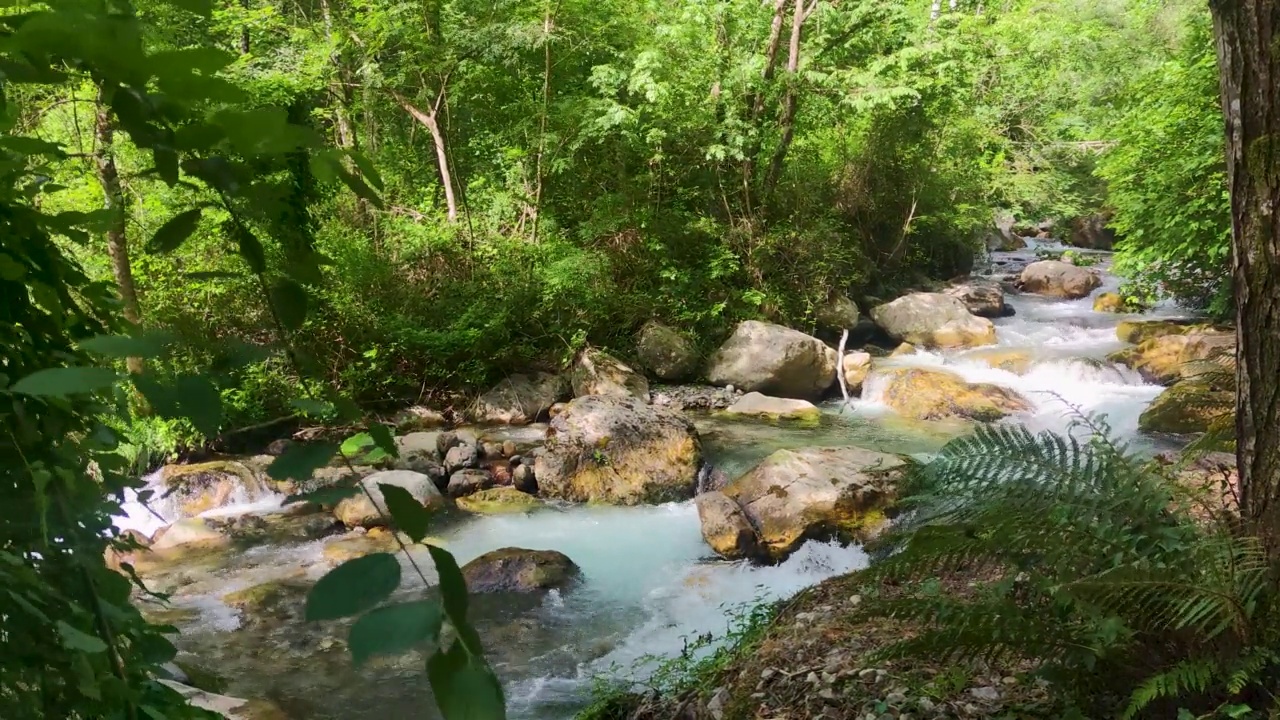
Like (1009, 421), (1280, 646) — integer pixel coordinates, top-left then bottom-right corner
(456, 486), (543, 514)
(1139, 382), (1233, 435)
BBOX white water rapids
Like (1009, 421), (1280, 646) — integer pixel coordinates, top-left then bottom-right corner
(113, 245), (1189, 719)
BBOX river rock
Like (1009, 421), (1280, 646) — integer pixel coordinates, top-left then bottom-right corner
(945, 281), (1007, 318)
(392, 406), (447, 432)
(1068, 213), (1117, 250)
(815, 295), (861, 330)
(650, 384), (740, 411)
(571, 347), (650, 400)
(1017, 260), (1102, 299)
(1092, 292), (1125, 313)
(321, 528), (402, 565)
(150, 518), (230, 551)
(470, 372), (568, 425)
(841, 351), (872, 393)
(447, 468), (494, 498)
(159, 681), (289, 720)
(534, 395), (702, 504)
(512, 463), (537, 494)
(960, 347), (1035, 375)
(456, 486), (542, 513)
(870, 293), (997, 349)
(1139, 382), (1233, 435)
(891, 342), (918, 356)
(160, 461), (268, 519)
(1116, 318), (1208, 344)
(986, 214), (1025, 251)
(636, 322), (699, 381)
(444, 442), (479, 473)
(723, 392), (820, 421)
(1108, 331), (1235, 385)
(460, 548), (580, 593)
(869, 367), (1033, 421)
(700, 447), (905, 562)
(705, 321), (837, 400)
(333, 470), (447, 529)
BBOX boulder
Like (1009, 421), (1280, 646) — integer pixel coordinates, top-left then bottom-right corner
(960, 347), (1035, 375)
(1068, 213), (1117, 250)
(705, 321), (837, 400)
(869, 367), (1033, 421)
(534, 395), (702, 504)
(456, 486), (543, 514)
(1139, 382), (1233, 435)
(890, 342), (918, 356)
(841, 351), (872, 393)
(392, 406), (447, 432)
(159, 681), (289, 720)
(700, 447), (905, 562)
(512, 463), (537, 494)
(1116, 318), (1208, 344)
(444, 442), (479, 473)
(159, 461), (268, 519)
(945, 281), (1007, 318)
(1108, 331), (1236, 385)
(985, 214), (1025, 251)
(333, 470), (447, 529)
(470, 372), (568, 425)
(1017, 260), (1102, 299)
(447, 468), (494, 498)
(150, 518), (229, 551)
(870, 293), (997, 349)
(321, 528), (402, 565)
(815, 296), (861, 330)
(460, 548), (580, 593)
(636, 322), (699, 381)
(571, 347), (650, 400)
(723, 392), (821, 421)
(1093, 292), (1125, 313)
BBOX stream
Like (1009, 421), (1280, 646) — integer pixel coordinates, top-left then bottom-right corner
(115, 244), (1191, 720)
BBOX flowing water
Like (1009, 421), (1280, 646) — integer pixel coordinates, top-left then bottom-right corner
(115, 245), (1191, 719)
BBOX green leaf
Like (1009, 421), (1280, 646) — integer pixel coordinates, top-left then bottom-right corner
(305, 553), (401, 621)
(369, 423), (399, 459)
(427, 545), (479, 653)
(378, 484), (431, 543)
(348, 151), (384, 191)
(427, 641), (507, 720)
(10, 367), (118, 397)
(80, 333), (171, 359)
(270, 278), (308, 331)
(290, 398), (333, 416)
(184, 271), (242, 281)
(234, 225), (266, 274)
(267, 442), (339, 481)
(132, 375), (180, 417)
(0, 135), (64, 157)
(56, 621), (108, 653)
(174, 375), (221, 438)
(153, 146), (179, 186)
(341, 432), (375, 457)
(157, 0), (212, 18)
(283, 484), (361, 507)
(348, 600), (443, 666)
(0, 253), (26, 280)
(147, 209), (202, 254)
(336, 166), (385, 210)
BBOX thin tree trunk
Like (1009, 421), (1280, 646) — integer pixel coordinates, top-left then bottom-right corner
(239, 0), (250, 54)
(394, 91), (459, 223)
(93, 100), (143, 374)
(319, 0), (356, 152)
(532, 2), (553, 243)
(930, 0), (942, 22)
(750, 0), (790, 123)
(1210, 0), (1280, 556)
(763, 0), (813, 196)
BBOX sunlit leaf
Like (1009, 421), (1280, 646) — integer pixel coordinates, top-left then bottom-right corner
(11, 367), (118, 397)
(305, 553), (401, 621)
(269, 278), (308, 331)
(56, 621), (107, 653)
(427, 641), (506, 720)
(349, 600), (442, 666)
(267, 442), (339, 481)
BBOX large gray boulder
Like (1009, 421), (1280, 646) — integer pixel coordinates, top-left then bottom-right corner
(945, 281), (1008, 318)
(815, 296), (861, 331)
(534, 395), (702, 504)
(460, 548), (580, 593)
(470, 372), (568, 425)
(868, 367), (1032, 421)
(570, 347), (649, 400)
(870, 293), (997, 349)
(705, 321), (837, 400)
(635, 322), (699, 381)
(722, 392), (820, 421)
(698, 447), (905, 563)
(333, 470), (447, 529)
(1018, 260), (1102, 299)
(1068, 214), (1117, 250)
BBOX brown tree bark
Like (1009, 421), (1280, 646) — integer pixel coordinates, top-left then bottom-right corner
(1210, 0), (1280, 555)
(763, 0), (817, 196)
(93, 100), (143, 374)
(393, 90), (459, 223)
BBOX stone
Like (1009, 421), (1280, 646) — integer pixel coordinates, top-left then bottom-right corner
(502, 440), (517, 457)
(570, 347), (650, 400)
(320, 528), (401, 565)
(392, 406), (447, 432)
(701, 447), (905, 562)
(265, 438), (293, 456)
(221, 575), (307, 615)
(447, 468), (494, 498)
(1139, 382), (1233, 435)
(396, 431), (440, 459)
(649, 384), (740, 411)
(842, 351), (873, 393)
(1017, 260), (1102, 299)
(456, 486), (543, 513)
(444, 442), (479, 473)
(159, 461), (269, 519)
(723, 392), (821, 421)
(870, 293), (997, 349)
(986, 214), (1025, 251)
(890, 342), (918, 356)
(534, 395), (702, 505)
(460, 547), (580, 593)
(960, 347), (1035, 375)
(815, 295), (861, 330)
(159, 681), (290, 720)
(512, 463), (537, 494)
(150, 518), (229, 551)
(1116, 318), (1208, 344)
(869, 367), (1033, 421)
(1068, 213), (1117, 250)
(1092, 292), (1125, 313)
(705, 321), (838, 400)
(470, 372), (569, 425)
(636, 321), (700, 381)
(333, 470), (447, 529)
(945, 281), (1007, 318)
(1108, 331), (1235, 385)
(481, 441), (504, 459)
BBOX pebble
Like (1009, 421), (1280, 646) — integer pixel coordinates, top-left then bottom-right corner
(917, 697), (936, 711)
(1001, 676), (1018, 686)
(818, 688), (836, 701)
(848, 594), (863, 606)
(969, 686), (1000, 702)
(886, 691), (906, 705)
(858, 668), (877, 680)
(794, 611), (817, 622)
(761, 668), (776, 680)
(806, 671), (819, 685)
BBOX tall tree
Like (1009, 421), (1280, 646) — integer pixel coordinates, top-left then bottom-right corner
(1209, 0), (1280, 554)
(92, 97), (143, 374)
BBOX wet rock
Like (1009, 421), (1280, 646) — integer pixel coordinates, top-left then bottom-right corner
(512, 463), (537, 494)
(650, 384), (740, 411)
(159, 461), (269, 519)
(570, 347), (650, 401)
(960, 347), (1035, 375)
(392, 406), (447, 432)
(890, 342), (918, 356)
(159, 681), (290, 720)
(1092, 292), (1125, 313)
(444, 443), (479, 473)
(1116, 318), (1206, 344)
(265, 438), (294, 456)
(1017, 260), (1102, 299)
(501, 440), (517, 457)
(1139, 382), (1233, 435)
(705, 321), (838, 400)
(701, 447), (905, 562)
(447, 468), (494, 498)
(151, 518), (230, 551)
(321, 528), (401, 565)
(1108, 330), (1235, 385)
(815, 295), (861, 330)
(396, 431), (440, 460)
(723, 392), (821, 421)
(470, 372), (569, 425)
(869, 367), (1032, 422)
(333, 470), (447, 529)
(872, 293), (997, 350)
(221, 574), (308, 617)
(211, 511), (342, 545)
(456, 486), (543, 513)
(636, 321), (700, 381)
(535, 395), (702, 505)
(841, 351), (873, 393)
(1067, 213), (1117, 250)
(460, 547), (580, 593)
(945, 281), (1007, 318)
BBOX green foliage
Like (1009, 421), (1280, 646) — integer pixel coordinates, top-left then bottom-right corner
(861, 419), (1279, 718)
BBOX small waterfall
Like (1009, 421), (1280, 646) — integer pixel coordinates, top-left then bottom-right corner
(111, 462), (284, 539)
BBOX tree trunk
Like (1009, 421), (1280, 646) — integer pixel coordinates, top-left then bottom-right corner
(394, 91), (459, 223)
(532, 3), (553, 243)
(931, 0), (942, 22)
(239, 0), (251, 54)
(319, 0), (356, 152)
(763, 0), (814, 196)
(93, 100), (143, 374)
(1210, 0), (1280, 556)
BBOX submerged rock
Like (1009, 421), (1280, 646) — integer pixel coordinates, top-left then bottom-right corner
(699, 447), (905, 563)
(1092, 292), (1125, 313)
(636, 322), (699, 381)
(871, 293), (997, 349)
(333, 470), (447, 529)
(535, 395), (702, 505)
(960, 347), (1035, 375)
(870, 367), (1032, 421)
(705, 321), (837, 400)
(1139, 382), (1233, 435)
(470, 372), (569, 425)
(1017, 260), (1102, 299)
(570, 347), (650, 400)
(723, 392), (821, 421)
(460, 547), (580, 593)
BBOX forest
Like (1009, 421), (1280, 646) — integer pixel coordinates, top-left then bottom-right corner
(3, 0), (1278, 718)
